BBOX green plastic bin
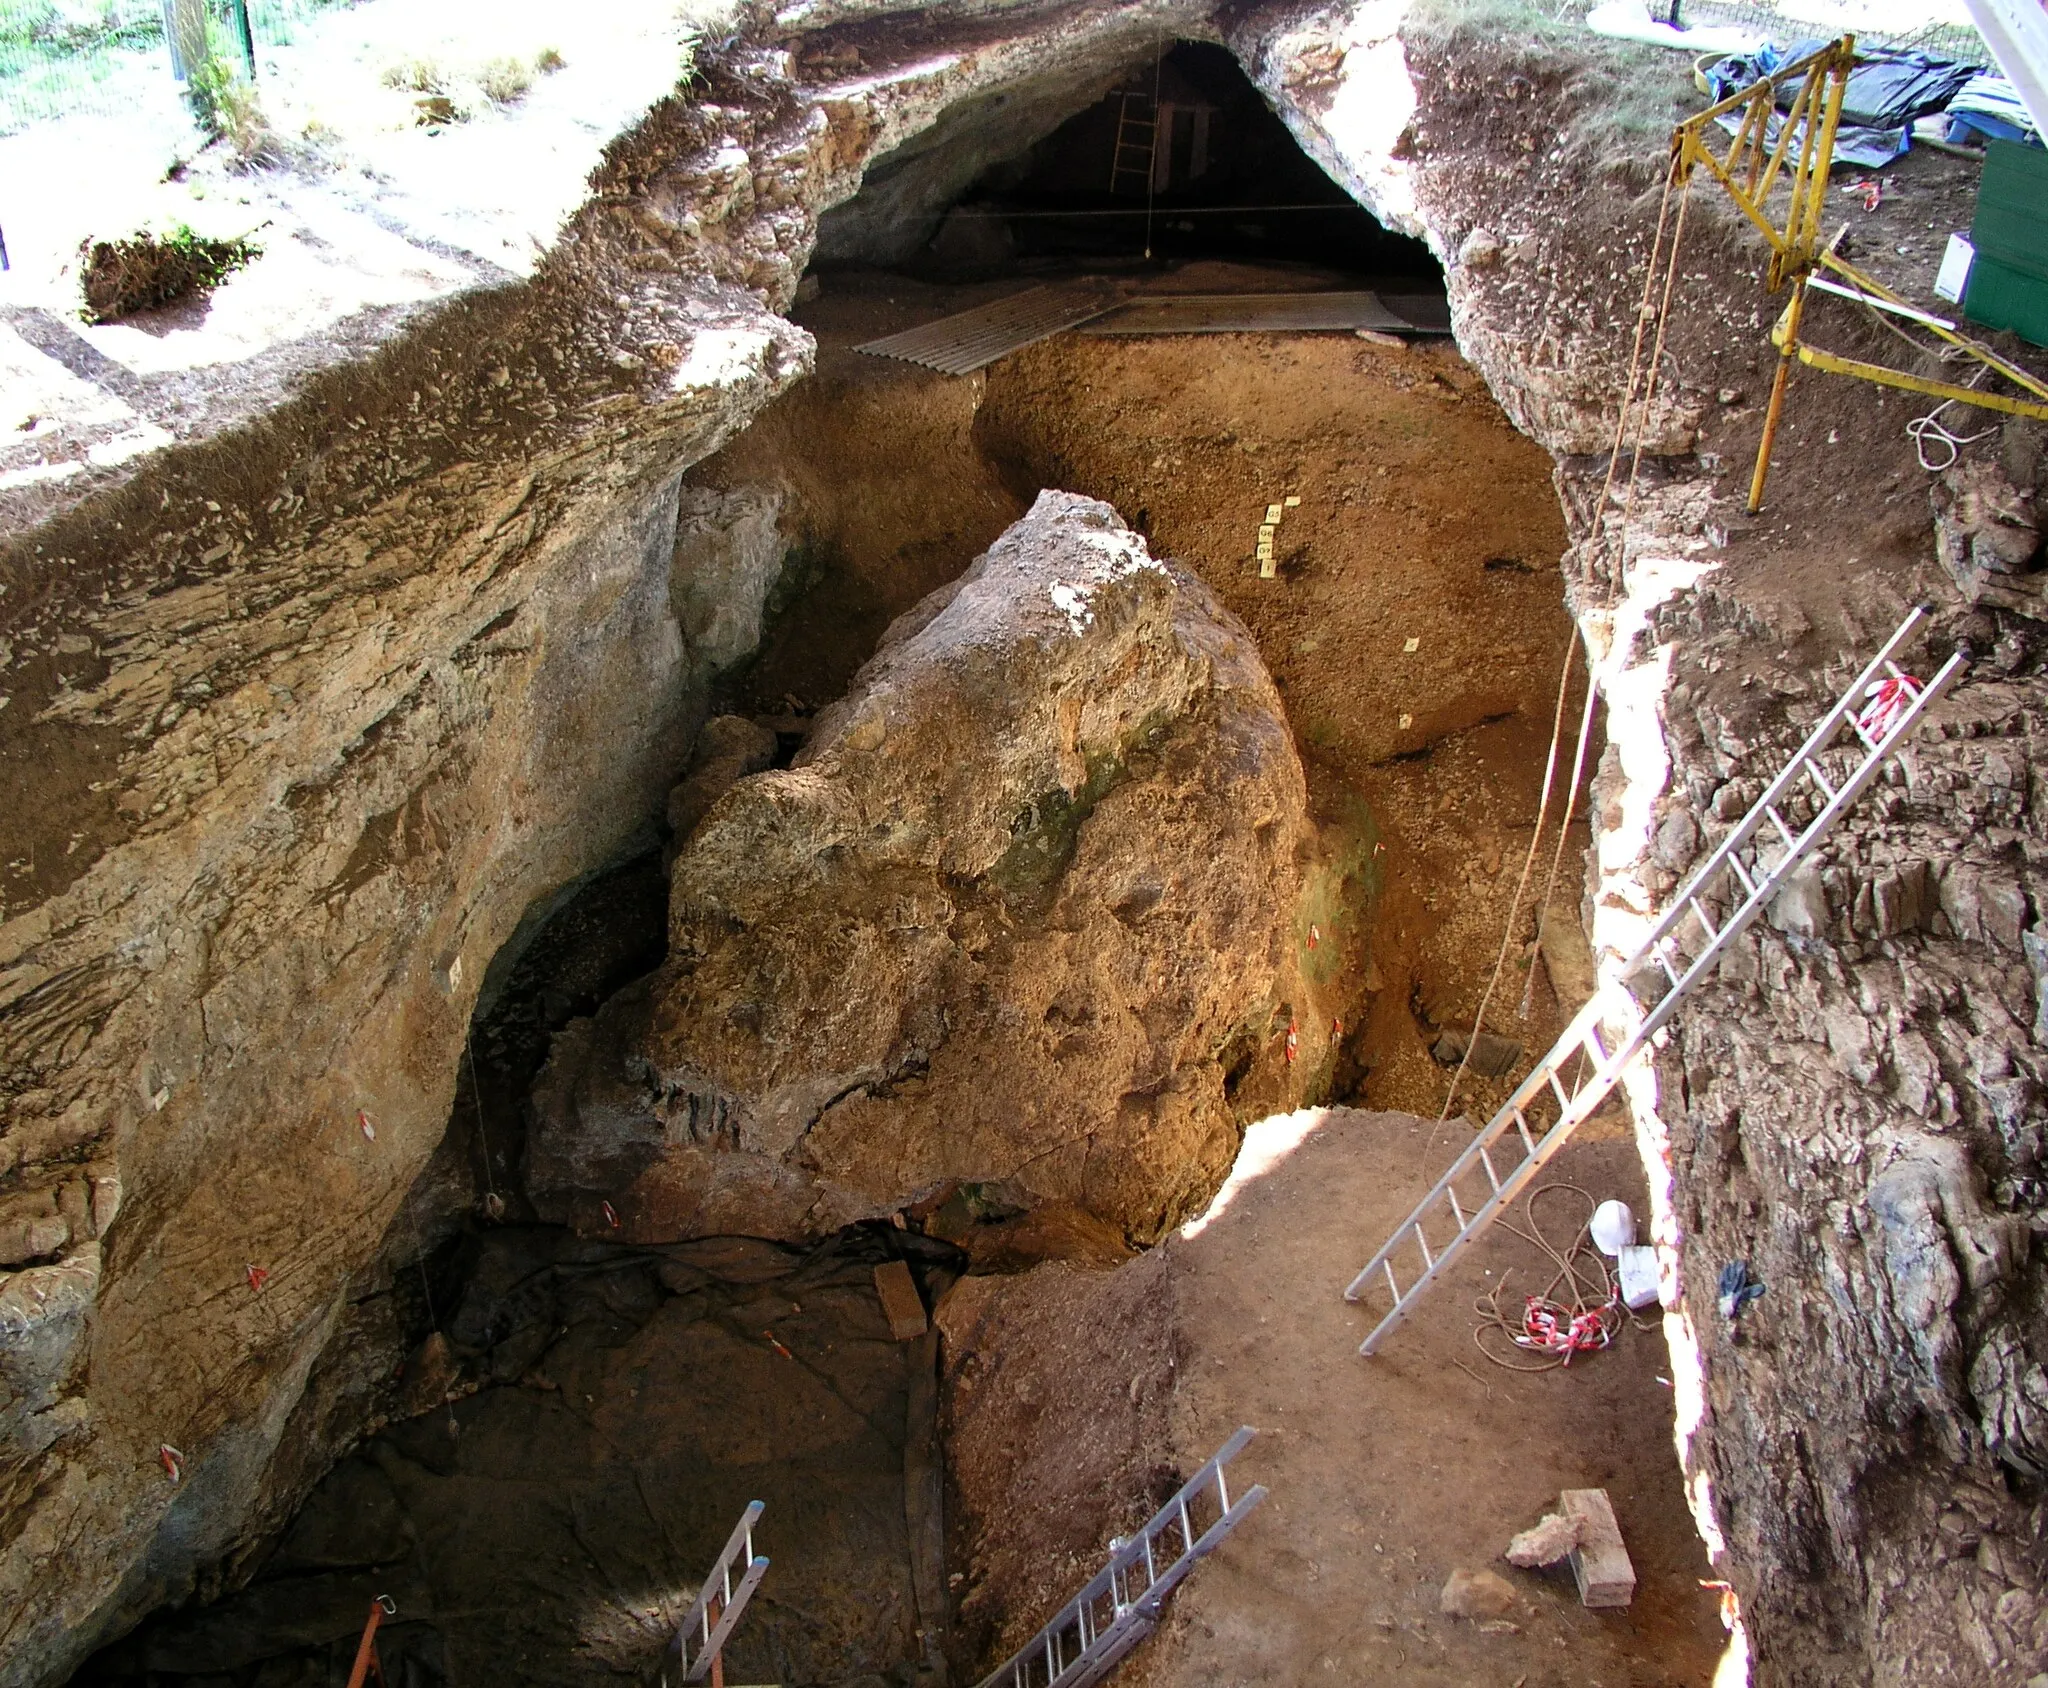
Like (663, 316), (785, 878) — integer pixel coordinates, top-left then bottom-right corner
(1962, 139), (2048, 349)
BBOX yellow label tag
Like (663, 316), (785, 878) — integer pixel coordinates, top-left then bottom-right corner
(1259, 556), (1278, 579)
(1257, 525), (1276, 542)
(1285, 495), (1301, 508)
(1264, 504), (1284, 524)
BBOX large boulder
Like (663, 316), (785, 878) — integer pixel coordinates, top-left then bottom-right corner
(527, 490), (1329, 1245)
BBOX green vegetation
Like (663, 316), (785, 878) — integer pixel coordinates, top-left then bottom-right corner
(185, 49), (276, 158)
(79, 222), (261, 321)
(380, 43), (565, 125)
(0, 0), (350, 135)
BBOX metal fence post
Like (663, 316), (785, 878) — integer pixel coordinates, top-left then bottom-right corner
(235, 0), (257, 78)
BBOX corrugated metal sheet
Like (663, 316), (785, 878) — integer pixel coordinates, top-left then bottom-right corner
(1081, 291), (1411, 335)
(855, 285), (1121, 374)
(1380, 293), (1453, 334)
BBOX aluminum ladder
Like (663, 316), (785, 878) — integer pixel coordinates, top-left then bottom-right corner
(1108, 89), (1160, 196)
(973, 1427), (1266, 1688)
(668, 1501), (769, 1685)
(1344, 606), (1966, 1355)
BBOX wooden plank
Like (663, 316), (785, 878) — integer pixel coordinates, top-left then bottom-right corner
(1561, 1488), (1636, 1608)
(873, 1259), (929, 1340)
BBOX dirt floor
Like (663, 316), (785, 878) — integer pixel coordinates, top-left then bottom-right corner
(941, 1107), (1730, 1687)
(719, 264), (1598, 1125)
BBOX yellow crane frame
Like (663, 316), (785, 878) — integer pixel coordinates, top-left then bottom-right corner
(1671, 36), (2048, 510)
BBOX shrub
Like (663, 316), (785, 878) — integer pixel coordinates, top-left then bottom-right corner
(186, 54), (275, 162)
(80, 224), (261, 322)
(475, 53), (532, 105)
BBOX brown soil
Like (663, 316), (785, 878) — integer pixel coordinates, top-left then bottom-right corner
(939, 1108), (1728, 1686)
(720, 265), (1599, 1127)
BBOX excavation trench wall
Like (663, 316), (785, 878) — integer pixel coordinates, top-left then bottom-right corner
(3, 3), (2045, 1687)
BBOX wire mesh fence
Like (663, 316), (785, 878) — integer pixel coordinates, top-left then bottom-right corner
(1672, 0), (1993, 64)
(0, 0), (356, 136)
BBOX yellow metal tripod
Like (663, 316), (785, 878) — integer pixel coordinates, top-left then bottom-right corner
(1670, 36), (2048, 511)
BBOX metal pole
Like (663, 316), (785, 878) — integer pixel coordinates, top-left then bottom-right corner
(1747, 275), (1808, 513)
(235, 0), (256, 78)
(344, 1597), (395, 1688)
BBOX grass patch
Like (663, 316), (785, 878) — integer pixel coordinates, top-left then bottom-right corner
(186, 52), (278, 160)
(80, 222), (260, 321)
(380, 43), (564, 125)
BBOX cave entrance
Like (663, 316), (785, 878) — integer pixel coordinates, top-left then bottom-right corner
(867, 41), (1441, 280)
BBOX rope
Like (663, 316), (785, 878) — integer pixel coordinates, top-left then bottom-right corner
(1828, 287), (1999, 472)
(1471, 1184), (1640, 1372)
(1523, 673), (1601, 1019)
(1908, 404), (1996, 472)
(1908, 368), (1995, 472)
(1431, 629), (1579, 1141)
(464, 1024), (502, 1215)
(396, 1184), (462, 1441)
(1432, 150), (1691, 1133)
(1613, 166), (1695, 590)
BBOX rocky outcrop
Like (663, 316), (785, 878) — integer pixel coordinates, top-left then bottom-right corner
(1645, 637), (2048, 1685)
(529, 491), (1327, 1245)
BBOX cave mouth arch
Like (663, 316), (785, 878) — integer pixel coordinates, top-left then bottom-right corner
(812, 38), (1441, 287)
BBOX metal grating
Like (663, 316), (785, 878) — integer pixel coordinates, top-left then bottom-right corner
(855, 285), (1121, 375)
(1081, 291), (1415, 335)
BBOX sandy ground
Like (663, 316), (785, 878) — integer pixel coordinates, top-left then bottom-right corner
(941, 1108), (1731, 1687)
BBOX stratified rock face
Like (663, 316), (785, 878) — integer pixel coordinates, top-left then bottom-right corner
(529, 491), (1318, 1244)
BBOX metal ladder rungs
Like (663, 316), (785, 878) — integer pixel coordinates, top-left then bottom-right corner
(1342, 605), (1967, 1360)
(1688, 896), (1718, 941)
(1478, 1143), (1501, 1190)
(975, 1432), (1266, 1688)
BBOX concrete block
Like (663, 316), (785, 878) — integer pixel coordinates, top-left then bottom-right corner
(874, 1260), (928, 1341)
(1561, 1487), (1635, 1608)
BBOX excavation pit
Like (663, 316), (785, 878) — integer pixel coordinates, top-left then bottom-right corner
(53, 36), (1742, 1688)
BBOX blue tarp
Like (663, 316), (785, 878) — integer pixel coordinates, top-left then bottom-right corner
(1702, 40), (1980, 168)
